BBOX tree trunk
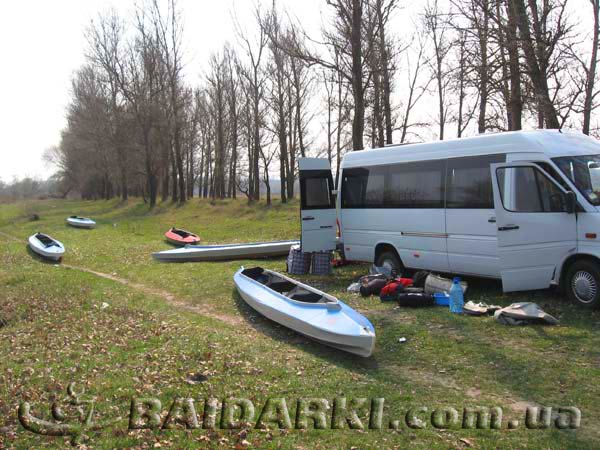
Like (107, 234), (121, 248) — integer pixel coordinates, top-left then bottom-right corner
(336, 72), (344, 174)
(252, 92), (261, 201)
(376, 0), (393, 144)
(583, 0), (600, 135)
(171, 148), (178, 203)
(162, 149), (170, 202)
(351, 0), (365, 150)
(506, 0), (523, 130)
(477, 0), (489, 134)
(456, 34), (466, 138)
(511, 0), (560, 129)
(175, 132), (186, 203)
(116, 145), (128, 201)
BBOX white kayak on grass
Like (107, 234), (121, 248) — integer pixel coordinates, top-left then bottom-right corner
(152, 240), (300, 262)
(28, 233), (65, 261)
(234, 267), (376, 357)
(66, 216), (96, 229)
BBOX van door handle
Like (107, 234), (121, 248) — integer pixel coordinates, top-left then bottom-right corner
(302, 217), (315, 221)
(320, 225), (333, 229)
(488, 217), (496, 223)
(498, 225), (520, 231)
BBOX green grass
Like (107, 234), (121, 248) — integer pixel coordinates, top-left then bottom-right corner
(0, 197), (599, 449)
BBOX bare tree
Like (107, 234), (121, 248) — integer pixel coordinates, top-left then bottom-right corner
(398, 33), (432, 143)
(225, 46), (242, 198)
(576, 0), (600, 135)
(423, 0), (453, 140)
(236, 7), (269, 201)
(510, 0), (571, 129)
(262, 6), (290, 203)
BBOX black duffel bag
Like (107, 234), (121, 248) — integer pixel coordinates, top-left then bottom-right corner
(397, 292), (435, 307)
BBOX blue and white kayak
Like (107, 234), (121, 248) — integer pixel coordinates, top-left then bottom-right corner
(152, 240), (300, 262)
(66, 216), (96, 229)
(28, 233), (65, 261)
(234, 267), (376, 357)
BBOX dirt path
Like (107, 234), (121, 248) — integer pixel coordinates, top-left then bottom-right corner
(1, 229), (243, 326)
(61, 264), (244, 326)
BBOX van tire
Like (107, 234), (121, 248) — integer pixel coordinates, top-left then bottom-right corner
(375, 250), (403, 275)
(565, 260), (600, 309)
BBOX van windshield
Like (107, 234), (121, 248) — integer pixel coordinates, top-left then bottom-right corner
(553, 155), (600, 205)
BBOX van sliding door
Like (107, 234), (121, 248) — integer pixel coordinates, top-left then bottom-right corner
(446, 154), (505, 277)
(299, 158), (337, 253)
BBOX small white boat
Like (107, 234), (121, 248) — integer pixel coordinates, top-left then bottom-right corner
(234, 267), (376, 357)
(28, 233), (65, 261)
(66, 216), (96, 229)
(152, 240), (300, 262)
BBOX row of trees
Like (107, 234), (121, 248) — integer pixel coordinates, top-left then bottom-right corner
(47, 0), (600, 205)
(0, 177), (59, 201)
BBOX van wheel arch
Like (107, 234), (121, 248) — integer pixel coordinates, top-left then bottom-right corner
(561, 255), (600, 308)
(374, 244), (404, 273)
(560, 254), (600, 285)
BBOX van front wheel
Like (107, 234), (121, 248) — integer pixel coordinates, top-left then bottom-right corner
(566, 260), (600, 309)
(375, 250), (403, 275)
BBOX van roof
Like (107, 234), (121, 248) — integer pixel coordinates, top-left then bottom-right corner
(341, 130), (600, 168)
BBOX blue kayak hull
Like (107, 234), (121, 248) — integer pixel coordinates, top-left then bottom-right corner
(234, 267), (375, 357)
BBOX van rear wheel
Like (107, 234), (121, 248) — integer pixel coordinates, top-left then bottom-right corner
(375, 250), (403, 276)
(566, 260), (600, 309)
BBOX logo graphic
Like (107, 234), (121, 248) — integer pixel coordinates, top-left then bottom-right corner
(18, 383), (117, 445)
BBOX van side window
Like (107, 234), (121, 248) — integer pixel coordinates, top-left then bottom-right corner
(365, 167), (386, 206)
(387, 160), (445, 208)
(341, 168), (367, 208)
(446, 154), (505, 209)
(497, 166), (565, 213)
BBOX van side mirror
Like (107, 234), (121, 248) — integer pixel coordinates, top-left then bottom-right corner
(565, 191), (577, 214)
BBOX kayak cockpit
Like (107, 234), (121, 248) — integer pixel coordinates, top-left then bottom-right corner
(170, 227), (194, 238)
(35, 233), (60, 248)
(241, 267), (338, 306)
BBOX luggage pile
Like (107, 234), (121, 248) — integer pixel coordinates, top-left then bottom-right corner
(348, 266), (469, 309)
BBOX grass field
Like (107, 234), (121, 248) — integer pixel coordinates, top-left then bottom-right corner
(1, 198), (599, 449)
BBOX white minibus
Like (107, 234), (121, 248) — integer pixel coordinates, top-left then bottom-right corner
(299, 130), (600, 308)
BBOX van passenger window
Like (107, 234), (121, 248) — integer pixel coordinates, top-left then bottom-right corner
(365, 167), (386, 206)
(497, 166), (565, 213)
(341, 169), (367, 208)
(446, 154), (505, 208)
(387, 160), (445, 208)
(341, 167), (385, 208)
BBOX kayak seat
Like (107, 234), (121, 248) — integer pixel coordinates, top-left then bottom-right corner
(173, 228), (190, 237)
(268, 281), (297, 293)
(290, 292), (322, 303)
(35, 234), (56, 246)
(256, 275), (269, 285)
(242, 267), (265, 280)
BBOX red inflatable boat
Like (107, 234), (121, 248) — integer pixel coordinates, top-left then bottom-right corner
(164, 227), (201, 246)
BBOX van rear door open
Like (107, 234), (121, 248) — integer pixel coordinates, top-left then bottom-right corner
(491, 162), (577, 292)
(299, 158), (337, 253)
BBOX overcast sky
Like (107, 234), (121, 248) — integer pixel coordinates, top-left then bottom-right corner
(0, 1), (591, 182)
(0, 0), (327, 182)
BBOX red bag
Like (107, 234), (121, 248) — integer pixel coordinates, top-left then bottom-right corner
(398, 278), (414, 288)
(380, 281), (404, 301)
